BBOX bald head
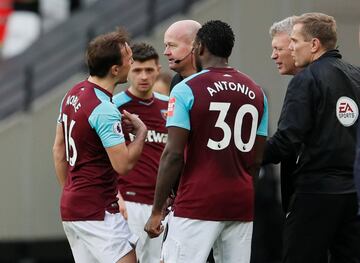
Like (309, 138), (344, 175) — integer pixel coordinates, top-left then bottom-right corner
(164, 20), (201, 76)
(165, 20), (201, 45)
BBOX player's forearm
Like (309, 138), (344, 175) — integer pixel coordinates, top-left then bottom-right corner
(152, 150), (183, 214)
(54, 161), (68, 187)
(53, 148), (67, 187)
(126, 128), (147, 171)
(250, 136), (266, 184)
(53, 142), (68, 187)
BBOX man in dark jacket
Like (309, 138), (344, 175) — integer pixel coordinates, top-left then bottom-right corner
(268, 15), (302, 214)
(263, 12), (360, 263)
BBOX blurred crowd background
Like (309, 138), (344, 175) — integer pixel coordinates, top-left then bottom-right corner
(0, 0), (98, 59)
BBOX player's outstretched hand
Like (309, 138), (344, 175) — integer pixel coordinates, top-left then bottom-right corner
(122, 110), (147, 136)
(144, 212), (164, 238)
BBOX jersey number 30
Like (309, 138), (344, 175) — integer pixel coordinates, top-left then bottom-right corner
(207, 102), (258, 152)
(62, 113), (78, 166)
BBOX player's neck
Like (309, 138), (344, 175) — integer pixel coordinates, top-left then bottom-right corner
(128, 86), (153, 100)
(203, 57), (229, 69)
(88, 76), (116, 94)
(179, 66), (197, 78)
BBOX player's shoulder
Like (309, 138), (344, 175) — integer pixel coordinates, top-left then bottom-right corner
(113, 91), (132, 107)
(233, 69), (259, 85)
(184, 69), (210, 83)
(172, 70), (209, 93)
(89, 88), (117, 114)
(65, 80), (87, 97)
(153, 92), (169, 102)
(64, 81), (100, 112)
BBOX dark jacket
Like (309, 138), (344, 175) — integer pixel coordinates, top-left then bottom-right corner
(169, 73), (184, 92)
(263, 49), (360, 194)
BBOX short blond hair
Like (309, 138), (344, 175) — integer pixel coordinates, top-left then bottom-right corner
(293, 12), (337, 50)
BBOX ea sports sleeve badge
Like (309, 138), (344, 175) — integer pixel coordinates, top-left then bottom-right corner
(336, 96), (359, 127)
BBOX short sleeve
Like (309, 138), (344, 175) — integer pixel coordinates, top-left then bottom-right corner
(88, 102), (125, 148)
(57, 93), (67, 124)
(166, 82), (194, 130)
(257, 92), (268, 136)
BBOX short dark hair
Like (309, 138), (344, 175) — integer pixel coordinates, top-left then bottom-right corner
(131, 42), (159, 63)
(86, 27), (130, 77)
(293, 13), (337, 50)
(196, 20), (235, 58)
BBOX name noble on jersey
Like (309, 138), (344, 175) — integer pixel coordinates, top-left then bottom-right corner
(129, 130), (167, 144)
(207, 81), (256, 99)
(66, 95), (81, 112)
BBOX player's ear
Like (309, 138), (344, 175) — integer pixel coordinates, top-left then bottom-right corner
(198, 43), (205, 56)
(110, 64), (120, 76)
(311, 38), (321, 54)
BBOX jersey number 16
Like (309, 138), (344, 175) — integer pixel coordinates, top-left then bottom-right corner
(62, 113), (78, 166)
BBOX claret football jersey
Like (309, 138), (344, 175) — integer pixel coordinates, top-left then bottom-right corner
(113, 90), (169, 204)
(58, 80), (125, 221)
(167, 67), (268, 221)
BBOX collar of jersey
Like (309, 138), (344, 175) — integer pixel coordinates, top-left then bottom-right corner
(125, 89), (154, 106)
(85, 80), (113, 99)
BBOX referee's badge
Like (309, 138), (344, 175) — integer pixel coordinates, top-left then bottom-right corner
(336, 96), (359, 127)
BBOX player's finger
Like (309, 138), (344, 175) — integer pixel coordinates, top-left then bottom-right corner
(145, 223), (162, 238)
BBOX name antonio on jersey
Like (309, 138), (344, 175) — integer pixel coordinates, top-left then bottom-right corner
(129, 130), (167, 144)
(207, 81), (256, 100)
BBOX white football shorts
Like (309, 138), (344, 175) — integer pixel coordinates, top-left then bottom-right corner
(125, 201), (167, 263)
(161, 212), (253, 263)
(63, 211), (138, 263)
